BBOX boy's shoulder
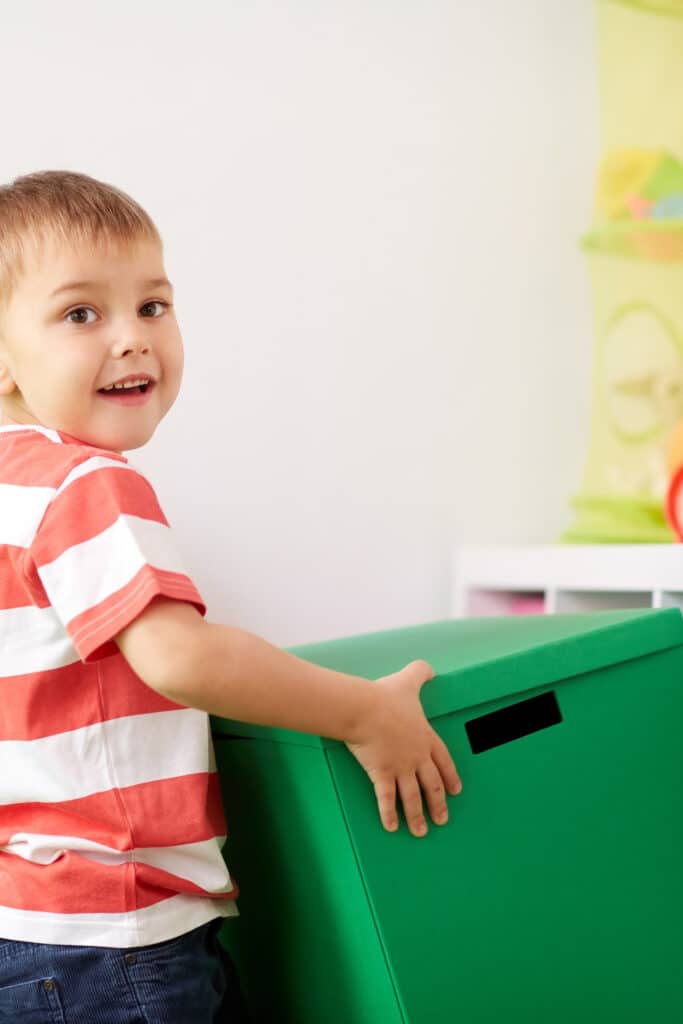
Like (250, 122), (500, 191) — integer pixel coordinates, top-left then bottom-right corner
(0, 425), (129, 490)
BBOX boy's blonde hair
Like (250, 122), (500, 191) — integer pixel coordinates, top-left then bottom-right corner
(0, 170), (161, 313)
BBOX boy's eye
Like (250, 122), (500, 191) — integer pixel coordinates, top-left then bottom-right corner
(140, 301), (168, 318)
(65, 301), (168, 325)
(66, 307), (97, 325)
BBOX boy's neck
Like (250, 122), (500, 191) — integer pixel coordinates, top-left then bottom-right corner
(0, 403), (40, 428)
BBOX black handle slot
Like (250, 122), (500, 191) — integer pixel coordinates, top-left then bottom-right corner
(465, 691), (562, 754)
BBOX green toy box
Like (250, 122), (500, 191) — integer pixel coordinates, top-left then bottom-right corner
(211, 609), (683, 1022)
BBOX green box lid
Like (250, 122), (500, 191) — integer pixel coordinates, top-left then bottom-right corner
(210, 608), (683, 747)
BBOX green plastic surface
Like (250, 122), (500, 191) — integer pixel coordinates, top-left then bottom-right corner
(215, 741), (401, 1022)
(213, 609), (683, 1021)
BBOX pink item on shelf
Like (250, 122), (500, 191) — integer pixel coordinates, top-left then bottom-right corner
(467, 591), (546, 617)
(509, 594), (546, 616)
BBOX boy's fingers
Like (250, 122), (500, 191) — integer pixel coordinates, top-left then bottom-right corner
(397, 774), (427, 838)
(416, 760), (449, 826)
(384, 659), (434, 691)
(431, 732), (462, 795)
(406, 659), (435, 686)
(374, 776), (398, 832)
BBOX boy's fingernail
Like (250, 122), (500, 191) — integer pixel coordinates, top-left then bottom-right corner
(387, 819), (398, 832)
(436, 810), (448, 824)
(415, 821), (427, 836)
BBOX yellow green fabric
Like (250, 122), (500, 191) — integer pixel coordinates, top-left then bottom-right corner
(595, 1), (683, 160)
(605, 0), (683, 16)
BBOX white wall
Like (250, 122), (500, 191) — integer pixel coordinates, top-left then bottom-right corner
(0, 1), (599, 645)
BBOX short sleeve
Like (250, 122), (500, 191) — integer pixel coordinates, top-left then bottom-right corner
(29, 456), (206, 663)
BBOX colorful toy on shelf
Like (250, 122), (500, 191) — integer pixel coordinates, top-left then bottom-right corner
(584, 148), (683, 261)
(565, 1), (683, 542)
(564, 167), (683, 536)
(595, 148), (683, 221)
(563, 271), (683, 543)
(665, 420), (683, 538)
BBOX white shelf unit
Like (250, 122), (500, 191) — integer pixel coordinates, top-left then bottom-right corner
(451, 545), (683, 618)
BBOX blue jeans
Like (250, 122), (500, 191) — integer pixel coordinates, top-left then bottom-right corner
(0, 918), (250, 1023)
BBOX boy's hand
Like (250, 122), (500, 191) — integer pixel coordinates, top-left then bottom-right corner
(114, 601), (460, 832)
(345, 660), (462, 838)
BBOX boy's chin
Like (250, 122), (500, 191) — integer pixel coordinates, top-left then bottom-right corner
(107, 429), (156, 453)
(63, 423), (157, 453)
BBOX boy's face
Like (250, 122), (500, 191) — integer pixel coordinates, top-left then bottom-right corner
(0, 232), (183, 452)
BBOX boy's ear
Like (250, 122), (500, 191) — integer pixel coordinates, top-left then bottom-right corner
(0, 345), (17, 396)
(0, 365), (17, 395)
(0, 312), (18, 394)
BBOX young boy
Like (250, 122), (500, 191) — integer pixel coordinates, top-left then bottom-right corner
(0, 170), (462, 1022)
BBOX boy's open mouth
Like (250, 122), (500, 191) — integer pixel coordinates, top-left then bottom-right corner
(96, 381), (155, 404)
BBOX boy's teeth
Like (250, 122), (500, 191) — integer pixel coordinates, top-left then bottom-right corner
(102, 378), (149, 391)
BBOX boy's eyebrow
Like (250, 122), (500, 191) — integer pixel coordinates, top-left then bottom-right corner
(49, 277), (174, 299)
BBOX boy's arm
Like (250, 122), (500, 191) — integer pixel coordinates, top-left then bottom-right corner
(114, 596), (462, 837)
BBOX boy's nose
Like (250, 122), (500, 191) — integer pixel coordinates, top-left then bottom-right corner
(119, 345), (150, 356)
(109, 316), (153, 357)
(112, 339), (150, 357)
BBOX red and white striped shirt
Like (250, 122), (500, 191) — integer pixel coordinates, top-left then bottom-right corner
(0, 424), (237, 947)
